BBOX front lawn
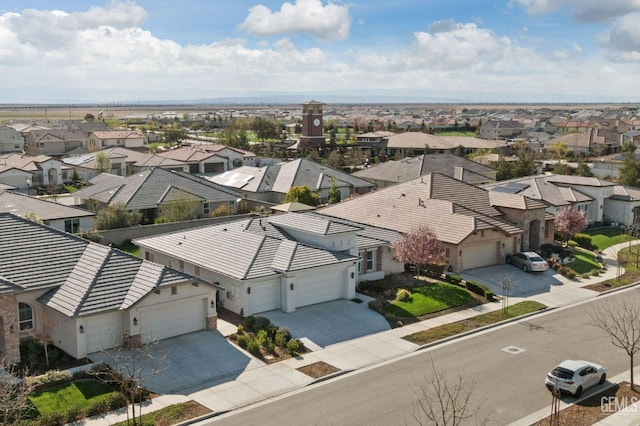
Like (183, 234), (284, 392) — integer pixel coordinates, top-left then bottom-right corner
(29, 380), (116, 416)
(112, 401), (211, 426)
(584, 227), (633, 250)
(404, 301), (547, 345)
(564, 249), (602, 276)
(384, 282), (473, 318)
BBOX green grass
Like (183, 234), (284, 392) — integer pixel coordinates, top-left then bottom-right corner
(114, 240), (140, 257)
(64, 185), (79, 193)
(384, 282), (473, 318)
(565, 249), (602, 276)
(584, 227), (633, 250)
(404, 301), (547, 345)
(29, 380), (114, 415)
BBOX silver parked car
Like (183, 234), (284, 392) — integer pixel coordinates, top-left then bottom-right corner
(505, 251), (549, 272)
(545, 360), (606, 397)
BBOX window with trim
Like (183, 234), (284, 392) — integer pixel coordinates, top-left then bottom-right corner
(65, 218), (80, 233)
(19, 302), (34, 331)
(178, 260), (184, 271)
(366, 249), (376, 271)
(145, 251), (154, 262)
(171, 286), (178, 295)
(203, 203), (210, 215)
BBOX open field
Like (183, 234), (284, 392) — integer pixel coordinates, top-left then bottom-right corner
(0, 103), (636, 122)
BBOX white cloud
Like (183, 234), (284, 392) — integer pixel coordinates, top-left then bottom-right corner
(514, 0), (640, 22)
(238, 0), (351, 41)
(597, 12), (640, 61)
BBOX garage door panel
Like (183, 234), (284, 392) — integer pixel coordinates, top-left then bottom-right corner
(140, 297), (205, 343)
(86, 314), (123, 353)
(464, 242), (499, 270)
(251, 281), (280, 314)
(296, 269), (344, 308)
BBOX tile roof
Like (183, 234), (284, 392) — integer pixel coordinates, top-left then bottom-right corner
(73, 167), (242, 209)
(0, 213), (196, 316)
(0, 191), (95, 220)
(211, 158), (374, 195)
(134, 217), (356, 280)
(319, 173), (523, 244)
(64, 147), (185, 169)
(268, 212), (362, 235)
(482, 175), (596, 207)
(0, 153), (61, 173)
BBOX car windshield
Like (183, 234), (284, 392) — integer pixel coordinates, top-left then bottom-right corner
(551, 367), (574, 380)
(529, 256), (544, 262)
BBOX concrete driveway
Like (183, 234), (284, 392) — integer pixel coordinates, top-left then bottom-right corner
(260, 298), (390, 349)
(460, 264), (571, 298)
(89, 330), (264, 395)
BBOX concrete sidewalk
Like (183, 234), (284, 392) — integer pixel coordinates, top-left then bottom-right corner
(75, 240), (640, 426)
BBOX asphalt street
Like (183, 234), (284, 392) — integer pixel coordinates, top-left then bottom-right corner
(206, 288), (637, 426)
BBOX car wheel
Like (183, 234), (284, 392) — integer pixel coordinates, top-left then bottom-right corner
(599, 373), (606, 385)
(573, 386), (582, 398)
(522, 264), (528, 272)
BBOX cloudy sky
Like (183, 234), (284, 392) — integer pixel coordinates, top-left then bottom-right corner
(1, 0), (640, 103)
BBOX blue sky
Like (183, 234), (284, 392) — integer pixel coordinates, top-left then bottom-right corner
(0, 0), (639, 103)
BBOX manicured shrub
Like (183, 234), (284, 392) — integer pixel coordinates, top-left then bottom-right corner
(244, 316), (256, 331)
(65, 405), (84, 422)
(276, 327), (291, 341)
(246, 339), (261, 356)
(236, 324), (244, 335)
(539, 243), (562, 259)
(368, 297), (385, 313)
(424, 262), (446, 278)
(286, 339), (301, 354)
(395, 288), (411, 302)
(255, 329), (268, 348)
(465, 280), (494, 300)
(573, 233), (593, 250)
(36, 411), (66, 426)
(447, 274), (463, 286)
(252, 316), (272, 332)
(567, 240), (578, 248)
(86, 399), (109, 417)
(26, 369), (73, 389)
(107, 391), (127, 410)
(237, 335), (248, 349)
(357, 280), (386, 294)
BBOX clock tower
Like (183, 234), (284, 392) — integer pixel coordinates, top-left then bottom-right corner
(300, 100), (326, 147)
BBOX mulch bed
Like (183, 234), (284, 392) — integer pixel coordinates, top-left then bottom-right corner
(297, 361), (340, 379)
(531, 381), (640, 426)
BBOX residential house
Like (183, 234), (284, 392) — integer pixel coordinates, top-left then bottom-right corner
(478, 120), (524, 140)
(87, 130), (147, 151)
(544, 128), (623, 156)
(385, 132), (505, 158)
(319, 173), (549, 272)
(209, 158), (375, 204)
(157, 142), (257, 174)
(0, 126), (25, 153)
(134, 212), (403, 316)
(0, 153), (67, 191)
(64, 147), (186, 180)
(353, 153), (497, 188)
(0, 191), (95, 233)
(58, 120), (111, 137)
(24, 129), (86, 156)
(72, 167), (243, 223)
(0, 213), (219, 363)
(482, 174), (619, 226)
(591, 151), (638, 180)
(623, 130), (640, 146)
(549, 121), (592, 134)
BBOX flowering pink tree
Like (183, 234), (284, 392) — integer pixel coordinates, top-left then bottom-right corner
(392, 226), (445, 278)
(555, 206), (587, 242)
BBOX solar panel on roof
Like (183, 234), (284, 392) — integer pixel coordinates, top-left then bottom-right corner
(491, 182), (529, 194)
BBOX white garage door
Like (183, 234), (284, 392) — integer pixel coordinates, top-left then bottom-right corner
(250, 281), (280, 315)
(463, 242), (499, 270)
(139, 297), (205, 343)
(296, 268), (344, 308)
(86, 313), (124, 353)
